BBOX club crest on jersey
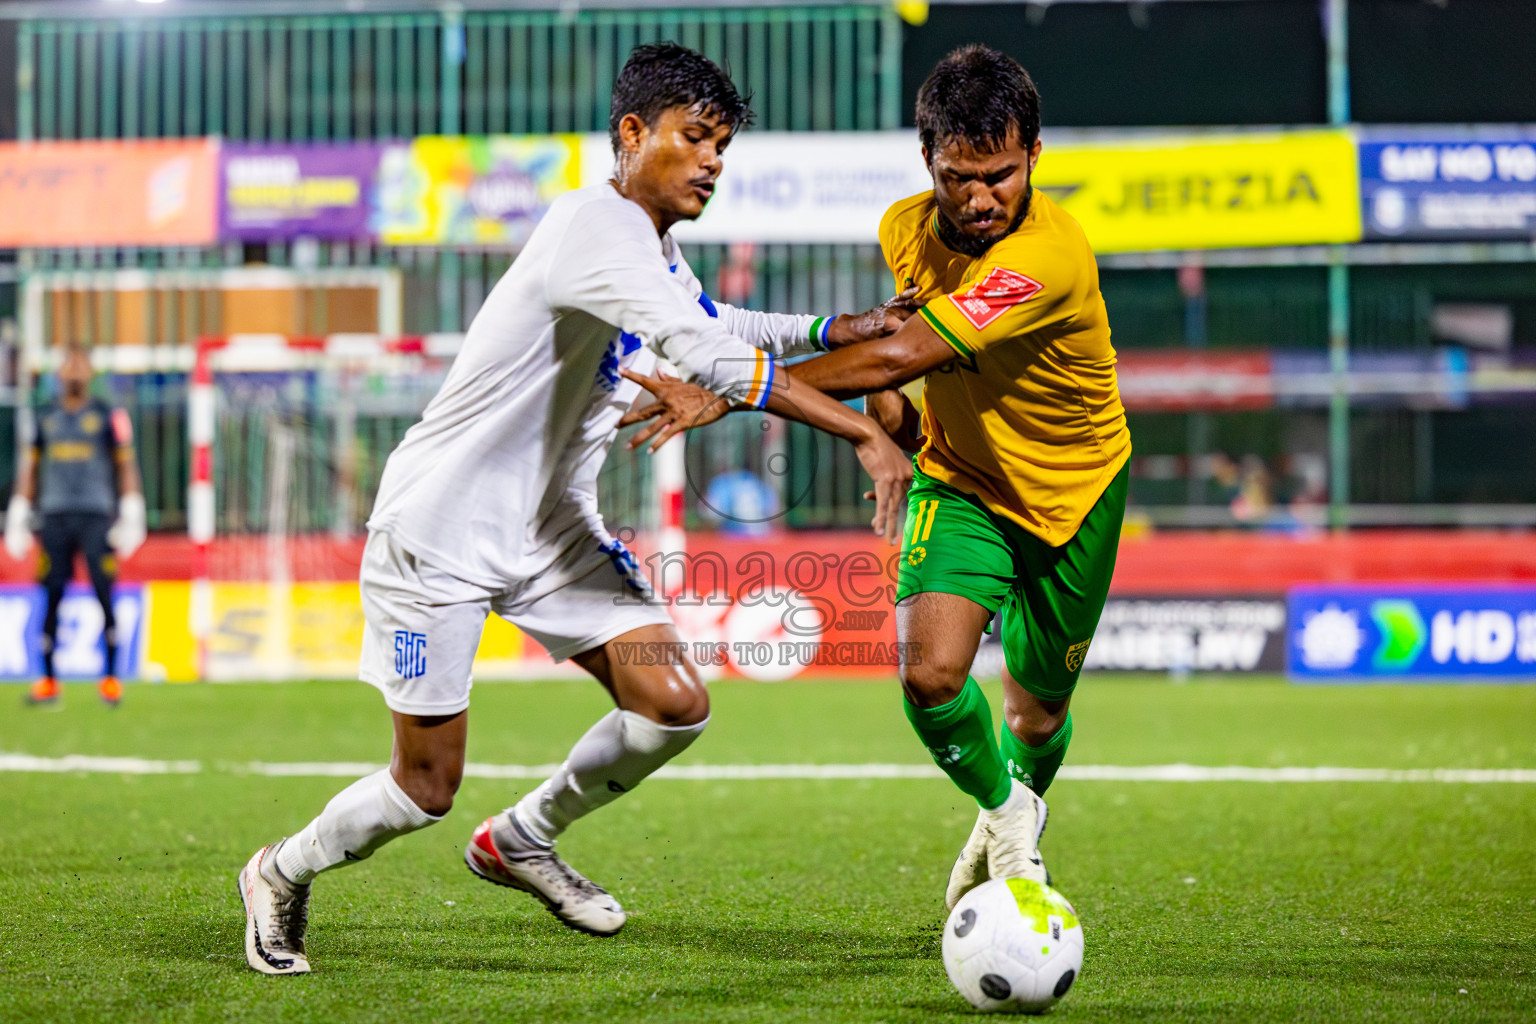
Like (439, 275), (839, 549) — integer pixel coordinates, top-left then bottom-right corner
(949, 267), (1043, 330)
(394, 630), (427, 680)
(596, 331), (645, 392)
(1065, 639), (1091, 671)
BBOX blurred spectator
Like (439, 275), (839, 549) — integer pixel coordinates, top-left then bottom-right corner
(703, 469), (780, 537)
(1205, 451), (1241, 506)
(1230, 454), (1274, 523)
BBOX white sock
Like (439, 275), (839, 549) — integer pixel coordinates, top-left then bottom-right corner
(274, 768), (440, 885)
(514, 709), (707, 845)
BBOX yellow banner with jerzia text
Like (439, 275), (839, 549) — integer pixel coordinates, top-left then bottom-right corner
(1033, 130), (1361, 252)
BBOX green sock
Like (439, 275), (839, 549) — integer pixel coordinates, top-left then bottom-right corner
(904, 676), (1012, 810)
(999, 712), (1073, 796)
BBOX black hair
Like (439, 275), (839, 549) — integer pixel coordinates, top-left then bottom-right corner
(915, 44), (1040, 160)
(608, 42), (755, 153)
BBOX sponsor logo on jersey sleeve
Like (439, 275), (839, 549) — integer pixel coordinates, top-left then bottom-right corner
(948, 266), (1044, 330)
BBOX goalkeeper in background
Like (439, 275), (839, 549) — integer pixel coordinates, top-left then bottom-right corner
(5, 343), (146, 706)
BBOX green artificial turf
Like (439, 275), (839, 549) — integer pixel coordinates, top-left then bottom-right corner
(1, 676), (1533, 1022)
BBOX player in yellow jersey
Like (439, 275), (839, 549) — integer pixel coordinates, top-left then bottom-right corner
(622, 44), (1129, 907)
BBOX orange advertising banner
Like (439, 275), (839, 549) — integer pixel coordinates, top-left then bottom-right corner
(0, 139), (219, 247)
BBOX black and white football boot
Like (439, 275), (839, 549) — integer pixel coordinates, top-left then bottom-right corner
(237, 843), (312, 975)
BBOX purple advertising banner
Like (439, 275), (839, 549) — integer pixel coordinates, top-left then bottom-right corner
(220, 143), (384, 240)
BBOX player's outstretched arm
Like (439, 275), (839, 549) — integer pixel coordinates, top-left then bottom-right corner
(822, 287), (921, 348)
(783, 308), (958, 401)
(619, 307), (955, 443)
(620, 366), (912, 544)
(709, 286), (918, 358)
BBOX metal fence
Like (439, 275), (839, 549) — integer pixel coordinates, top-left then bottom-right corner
(7, 3), (1536, 530)
(15, 5), (900, 141)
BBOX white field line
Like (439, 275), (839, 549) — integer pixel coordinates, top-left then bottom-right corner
(3, 752), (1536, 783)
(0, 752), (203, 774)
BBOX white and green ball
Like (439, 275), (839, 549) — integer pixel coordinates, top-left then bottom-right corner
(942, 878), (1084, 1013)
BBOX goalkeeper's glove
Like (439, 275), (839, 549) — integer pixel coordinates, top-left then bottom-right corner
(108, 492), (147, 560)
(4, 494), (32, 561)
(600, 537), (654, 599)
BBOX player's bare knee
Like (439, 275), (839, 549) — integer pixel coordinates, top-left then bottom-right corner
(900, 660), (967, 709)
(1004, 710), (1063, 748)
(409, 782), (456, 818)
(394, 763), (461, 817)
(1002, 693), (1068, 747)
(632, 665), (709, 726)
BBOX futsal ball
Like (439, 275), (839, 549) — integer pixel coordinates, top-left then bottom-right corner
(942, 878), (1084, 1013)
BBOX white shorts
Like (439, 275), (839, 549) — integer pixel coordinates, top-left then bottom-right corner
(357, 529), (672, 717)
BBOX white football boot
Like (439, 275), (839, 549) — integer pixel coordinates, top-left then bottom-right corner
(945, 809), (989, 911)
(237, 843), (312, 975)
(464, 811), (626, 936)
(982, 779), (1050, 886)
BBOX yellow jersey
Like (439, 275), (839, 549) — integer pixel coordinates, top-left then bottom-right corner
(878, 188), (1131, 546)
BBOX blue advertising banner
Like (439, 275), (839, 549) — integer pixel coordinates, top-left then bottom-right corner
(0, 583), (145, 680)
(1359, 128), (1536, 240)
(1288, 585), (1536, 680)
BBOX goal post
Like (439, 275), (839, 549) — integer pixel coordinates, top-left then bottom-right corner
(184, 332), (680, 681)
(187, 332), (460, 679)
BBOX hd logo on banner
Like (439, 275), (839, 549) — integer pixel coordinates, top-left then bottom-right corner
(1288, 586), (1536, 680)
(0, 583), (145, 680)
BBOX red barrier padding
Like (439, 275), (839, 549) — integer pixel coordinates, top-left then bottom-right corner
(1, 530), (1532, 593)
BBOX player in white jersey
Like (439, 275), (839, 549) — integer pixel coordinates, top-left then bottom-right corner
(237, 43), (914, 975)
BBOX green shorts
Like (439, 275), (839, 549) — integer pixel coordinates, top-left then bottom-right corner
(896, 463), (1128, 701)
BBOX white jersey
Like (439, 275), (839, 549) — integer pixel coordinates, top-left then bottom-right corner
(368, 182), (823, 589)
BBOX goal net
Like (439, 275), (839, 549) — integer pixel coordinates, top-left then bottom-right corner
(186, 333), (663, 681)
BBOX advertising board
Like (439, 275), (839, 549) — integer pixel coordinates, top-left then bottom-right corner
(0, 583), (145, 680)
(580, 132), (931, 244)
(1359, 128), (1536, 240)
(220, 143), (383, 241)
(970, 595), (1288, 677)
(583, 129), (1364, 250)
(378, 135), (583, 245)
(1084, 596), (1288, 673)
(0, 139), (219, 247)
(1034, 129), (1361, 252)
(1288, 586), (1536, 680)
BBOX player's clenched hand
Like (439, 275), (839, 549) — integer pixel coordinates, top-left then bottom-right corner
(618, 368), (734, 452)
(825, 286), (920, 347)
(855, 429), (914, 544)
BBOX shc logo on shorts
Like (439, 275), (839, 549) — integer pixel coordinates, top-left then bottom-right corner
(394, 630), (428, 680)
(1064, 639), (1091, 671)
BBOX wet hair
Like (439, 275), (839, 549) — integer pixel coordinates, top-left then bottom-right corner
(915, 44), (1041, 160)
(609, 42), (755, 153)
